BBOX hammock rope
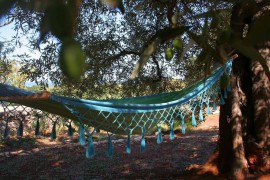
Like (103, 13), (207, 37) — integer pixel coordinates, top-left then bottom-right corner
(0, 56), (236, 157)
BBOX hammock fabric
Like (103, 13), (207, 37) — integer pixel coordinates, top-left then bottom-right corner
(0, 56), (235, 157)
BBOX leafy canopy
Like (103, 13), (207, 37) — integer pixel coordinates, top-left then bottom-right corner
(1, 0), (269, 98)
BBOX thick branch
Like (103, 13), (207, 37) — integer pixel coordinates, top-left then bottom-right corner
(166, 0), (177, 25)
(105, 50), (140, 61)
(0, 18), (14, 27)
(152, 55), (162, 81)
(230, 2), (270, 81)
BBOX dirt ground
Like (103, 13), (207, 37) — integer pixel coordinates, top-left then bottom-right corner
(0, 114), (221, 179)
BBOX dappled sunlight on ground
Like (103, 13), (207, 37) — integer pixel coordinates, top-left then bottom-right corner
(0, 114), (221, 179)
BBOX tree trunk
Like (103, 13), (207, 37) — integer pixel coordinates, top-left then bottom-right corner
(218, 2), (270, 178)
(218, 97), (233, 174)
(229, 57), (249, 179)
(218, 54), (251, 179)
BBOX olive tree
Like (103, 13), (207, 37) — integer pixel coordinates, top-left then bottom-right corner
(1, 0), (270, 178)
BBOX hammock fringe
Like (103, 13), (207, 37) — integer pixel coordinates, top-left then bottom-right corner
(107, 134), (114, 157)
(86, 134), (95, 158)
(51, 122), (57, 140)
(79, 123), (86, 145)
(140, 128), (146, 152)
(17, 121), (23, 137)
(170, 121), (175, 140)
(157, 127), (163, 144)
(126, 133), (131, 154)
(35, 119), (40, 136)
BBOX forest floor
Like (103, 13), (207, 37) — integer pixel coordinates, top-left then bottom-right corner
(0, 113), (266, 179)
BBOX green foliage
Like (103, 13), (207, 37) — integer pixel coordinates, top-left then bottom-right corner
(0, 59), (12, 83)
(0, 60), (27, 87)
(1, 0), (269, 100)
(26, 85), (44, 91)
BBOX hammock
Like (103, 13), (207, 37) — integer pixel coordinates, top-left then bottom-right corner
(0, 57), (234, 157)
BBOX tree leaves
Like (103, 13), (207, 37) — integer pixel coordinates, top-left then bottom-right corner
(130, 26), (190, 79)
(4, 0), (266, 88)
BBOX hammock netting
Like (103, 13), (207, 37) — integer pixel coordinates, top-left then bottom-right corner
(0, 58), (233, 158)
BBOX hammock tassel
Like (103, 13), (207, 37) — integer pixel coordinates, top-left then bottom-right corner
(140, 129), (146, 152)
(220, 92), (225, 105)
(67, 122), (73, 137)
(51, 122), (57, 140)
(213, 100), (217, 111)
(207, 104), (211, 115)
(17, 121), (23, 137)
(35, 119), (40, 136)
(199, 109), (204, 121)
(181, 115), (185, 134)
(157, 127), (163, 144)
(4, 121), (9, 139)
(79, 123), (86, 145)
(86, 135), (95, 158)
(191, 111), (196, 126)
(227, 84), (232, 92)
(224, 89), (228, 99)
(107, 134), (114, 157)
(170, 122), (175, 140)
(126, 133), (131, 154)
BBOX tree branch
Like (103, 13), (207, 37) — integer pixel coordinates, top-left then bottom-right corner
(166, 0), (177, 25)
(152, 55), (162, 81)
(104, 50), (140, 61)
(0, 17), (14, 27)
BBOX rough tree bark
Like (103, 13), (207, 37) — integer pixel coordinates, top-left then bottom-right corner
(218, 1), (270, 179)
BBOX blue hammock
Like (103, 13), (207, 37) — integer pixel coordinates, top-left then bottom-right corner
(0, 57), (234, 157)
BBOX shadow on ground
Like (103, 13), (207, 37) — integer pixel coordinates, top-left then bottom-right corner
(0, 115), (221, 179)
